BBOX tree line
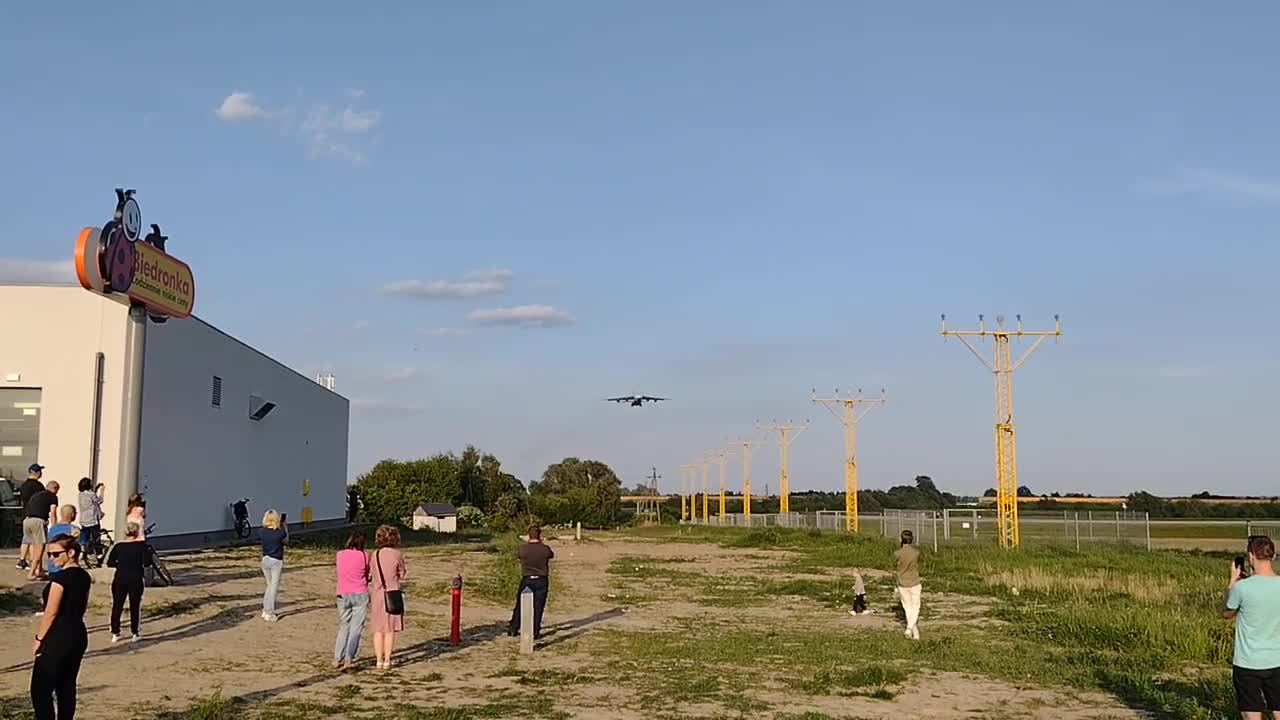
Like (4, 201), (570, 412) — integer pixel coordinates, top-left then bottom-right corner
(980, 486), (1280, 519)
(353, 447), (624, 530)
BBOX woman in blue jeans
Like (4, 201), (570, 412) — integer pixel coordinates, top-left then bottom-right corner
(333, 531), (370, 669)
(259, 510), (288, 622)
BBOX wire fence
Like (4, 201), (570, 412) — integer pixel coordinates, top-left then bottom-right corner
(686, 508), (1156, 551)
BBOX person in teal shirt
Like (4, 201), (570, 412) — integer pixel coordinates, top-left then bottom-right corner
(1223, 534), (1280, 719)
(45, 504), (80, 575)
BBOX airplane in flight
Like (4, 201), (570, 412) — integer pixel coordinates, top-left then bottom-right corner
(605, 394), (668, 407)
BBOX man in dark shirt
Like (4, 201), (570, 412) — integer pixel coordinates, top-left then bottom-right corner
(16, 464), (44, 571)
(23, 480), (59, 581)
(508, 525), (555, 640)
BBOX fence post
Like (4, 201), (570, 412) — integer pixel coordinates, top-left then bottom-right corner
(933, 513), (938, 552)
(519, 587), (534, 654)
(1115, 511), (1120, 540)
(1145, 512), (1151, 551)
(943, 509), (950, 541)
(1063, 510), (1069, 539)
(973, 510), (978, 540)
(1074, 512), (1080, 551)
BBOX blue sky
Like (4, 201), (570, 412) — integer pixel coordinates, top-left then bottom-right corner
(3, 3), (1278, 497)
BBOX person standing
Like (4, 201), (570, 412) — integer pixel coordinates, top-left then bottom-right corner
(369, 525), (406, 670)
(45, 506), (79, 577)
(508, 525), (554, 640)
(30, 534), (91, 720)
(106, 522), (149, 643)
(259, 510), (288, 622)
(17, 464), (44, 571)
(76, 479), (103, 567)
(333, 531), (370, 670)
(23, 481), (60, 582)
(894, 529), (922, 640)
(126, 495), (146, 542)
(1223, 535), (1280, 718)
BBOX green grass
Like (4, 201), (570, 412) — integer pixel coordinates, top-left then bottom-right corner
(600, 525), (1244, 719)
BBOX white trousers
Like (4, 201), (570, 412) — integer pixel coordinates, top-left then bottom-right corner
(899, 584), (922, 630)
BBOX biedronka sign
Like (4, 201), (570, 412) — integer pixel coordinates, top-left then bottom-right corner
(74, 189), (195, 321)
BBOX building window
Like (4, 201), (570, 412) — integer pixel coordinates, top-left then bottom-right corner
(211, 376), (222, 407)
(0, 388), (42, 486)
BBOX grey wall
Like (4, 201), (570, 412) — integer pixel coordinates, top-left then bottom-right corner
(138, 316), (349, 536)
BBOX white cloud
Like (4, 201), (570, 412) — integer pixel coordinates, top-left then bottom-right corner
(1141, 170), (1280, 204)
(215, 89), (382, 165)
(379, 269), (513, 299)
(382, 367), (420, 383)
(467, 304), (575, 328)
(215, 92), (265, 121)
(0, 258), (75, 284)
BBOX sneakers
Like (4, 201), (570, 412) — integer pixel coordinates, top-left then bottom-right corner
(262, 613), (279, 622)
(131, 634), (141, 643)
(15, 560), (28, 570)
(905, 626), (920, 640)
(111, 634), (121, 644)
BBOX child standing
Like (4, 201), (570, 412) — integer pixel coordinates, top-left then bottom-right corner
(850, 572), (869, 616)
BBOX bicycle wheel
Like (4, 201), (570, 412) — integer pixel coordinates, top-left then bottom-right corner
(149, 547), (174, 586)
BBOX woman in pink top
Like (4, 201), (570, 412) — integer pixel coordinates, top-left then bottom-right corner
(126, 495), (146, 541)
(370, 525), (407, 670)
(333, 530), (370, 670)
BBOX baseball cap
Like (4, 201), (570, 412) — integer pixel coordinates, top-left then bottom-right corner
(28, 463), (44, 473)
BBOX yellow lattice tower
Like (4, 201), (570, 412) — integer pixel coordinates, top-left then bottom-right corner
(942, 313), (1062, 549)
(812, 389), (885, 533)
(757, 421), (809, 515)
(728, 438), (764, 522)
(680, 464), (696, 521)
(712, 449), (734, 524)
(698, 456), (711, 523)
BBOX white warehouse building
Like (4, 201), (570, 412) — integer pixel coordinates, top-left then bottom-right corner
(0, 284), (350, 548)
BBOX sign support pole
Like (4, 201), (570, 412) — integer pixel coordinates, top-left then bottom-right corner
(114, 304), (148, 538)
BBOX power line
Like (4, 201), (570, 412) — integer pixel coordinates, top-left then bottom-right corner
(812, 388), (886, 533)
(941, 313), (1062, 549)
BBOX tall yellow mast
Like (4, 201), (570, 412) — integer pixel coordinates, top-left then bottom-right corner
(941, 313), (1062, 549)
(812, 389), (885, 533)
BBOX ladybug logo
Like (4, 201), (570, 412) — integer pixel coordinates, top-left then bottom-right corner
(102, 224), (137, 292)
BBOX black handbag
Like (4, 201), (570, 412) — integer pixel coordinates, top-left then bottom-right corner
(376, 548), (404, 616)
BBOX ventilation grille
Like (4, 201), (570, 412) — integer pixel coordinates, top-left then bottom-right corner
(211, 376), (222, 407)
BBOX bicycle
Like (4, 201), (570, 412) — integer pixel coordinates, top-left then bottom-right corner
(89, 527), (114, 570)
(143, 523), (174, 587)
(231, 498), (251, 539)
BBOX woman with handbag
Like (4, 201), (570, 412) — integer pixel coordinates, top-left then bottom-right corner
(369, 524), (407, 670)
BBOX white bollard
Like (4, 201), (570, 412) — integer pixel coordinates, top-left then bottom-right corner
(520, 587), (534, 654)
(575, 521), (581, 541)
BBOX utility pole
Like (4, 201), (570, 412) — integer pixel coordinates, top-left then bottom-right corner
(712, 449), (734, 523)
(728, 438), (764, 522)
(642, 467), (661, 524)
(942, 313), (1062, 549)
(757, 420), (809, 515)
(813, 388), (886, 533)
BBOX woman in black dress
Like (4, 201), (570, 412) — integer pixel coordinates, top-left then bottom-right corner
(31, 533), (91, 719)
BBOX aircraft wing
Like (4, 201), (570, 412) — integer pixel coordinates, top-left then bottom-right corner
(605, 396), (634, 402)
(640, 396), (667, 401)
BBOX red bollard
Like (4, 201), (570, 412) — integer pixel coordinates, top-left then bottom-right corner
(450, 574), (463, 645)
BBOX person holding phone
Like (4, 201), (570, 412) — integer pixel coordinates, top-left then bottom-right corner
(1222, 534), (1280, 718)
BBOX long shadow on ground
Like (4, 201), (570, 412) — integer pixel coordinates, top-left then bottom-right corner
(157, 608), (626, 714)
